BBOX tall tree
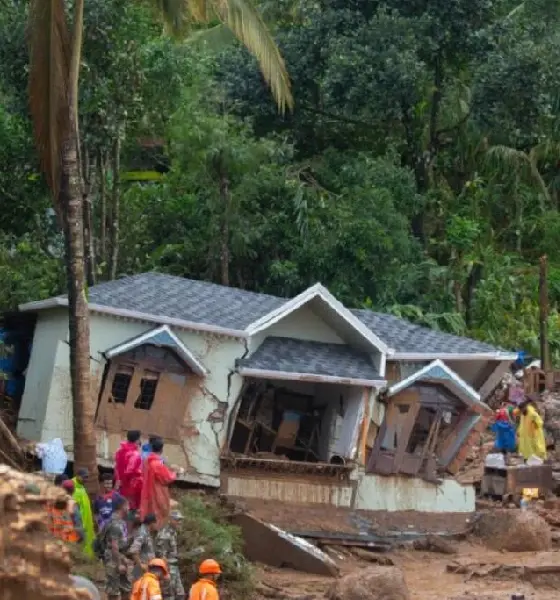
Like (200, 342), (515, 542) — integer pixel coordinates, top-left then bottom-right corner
(26, 0), (292, 479)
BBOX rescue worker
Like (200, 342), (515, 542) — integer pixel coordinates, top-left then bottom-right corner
(189, 559), (222, 600)
(131, 558), (169, 600)
(46, 479), (82, 543)
(103, 496), (132, 600)
(155, 510), (185, 600)
(129, 513), (158, 582)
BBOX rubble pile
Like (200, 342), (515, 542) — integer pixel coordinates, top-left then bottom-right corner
(539, 390), (560, 491)
(327, 566), (410, 600)
(0, 465), (90, 600)
(472, 509), (552, 552)
(454, 435), (494, 486)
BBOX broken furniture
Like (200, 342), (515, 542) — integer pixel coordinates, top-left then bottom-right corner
(480, 463), (553, 504)
(229, 381), (326, 461)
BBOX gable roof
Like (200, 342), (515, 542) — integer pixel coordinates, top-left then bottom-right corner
(104, 325), (207, 376)
(388, 359), (483, 410)
(237, 336), (384, 387)
(246, 283), (390, 354)
(19, 272), (515, 359)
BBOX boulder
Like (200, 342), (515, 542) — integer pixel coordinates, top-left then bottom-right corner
(472, 509), (552, 552)
(327, 566), (410, 600)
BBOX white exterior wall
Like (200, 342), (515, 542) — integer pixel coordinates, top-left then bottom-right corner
(19, 310), (246, 487)
(249, 305), (345, 351)
(355, 472), (475, 513)
(17, 309), (69, 441)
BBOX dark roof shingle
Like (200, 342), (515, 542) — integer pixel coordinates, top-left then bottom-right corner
(352, 309), (503, 355)
(237, 337), (381, 381)
(52, 272), (506, 356)
(87, 273), (285, 330)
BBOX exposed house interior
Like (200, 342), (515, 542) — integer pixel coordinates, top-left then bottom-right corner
(226, 378), (367, 469)
(95, 326), (206, 440)
(367, 361), (484, 483)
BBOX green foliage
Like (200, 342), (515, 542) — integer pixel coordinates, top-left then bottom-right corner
(177, 495), (254, 600)
(2, 0), (560, 362)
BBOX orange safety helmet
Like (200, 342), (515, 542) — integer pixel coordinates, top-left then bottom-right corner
(199, 559), (222, 575)
(148, 558), (169, 576)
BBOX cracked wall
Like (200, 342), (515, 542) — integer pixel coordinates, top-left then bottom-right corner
(18, 311), (246, 488)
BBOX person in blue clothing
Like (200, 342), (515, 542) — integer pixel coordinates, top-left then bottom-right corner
(93, 473), (123, 531)
(490, 406), (517, 455)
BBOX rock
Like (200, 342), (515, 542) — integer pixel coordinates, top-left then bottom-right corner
(326, 566), (410, 600)
(472, 509), (552, 552)
(412, 534), (457, 554)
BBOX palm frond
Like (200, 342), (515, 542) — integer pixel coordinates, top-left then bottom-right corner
(214, 0), (293, 113)
(186, 23), (236, 50)
(28, 0), (71, 209)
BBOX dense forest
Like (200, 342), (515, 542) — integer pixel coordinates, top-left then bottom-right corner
(1, 0), (560, 360)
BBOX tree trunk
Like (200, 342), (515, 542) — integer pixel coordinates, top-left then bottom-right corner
(219, 169), (231, 287)
(97, 150), (108, 272)
(60, 127), (98, 486)
(82, 146), (96, 286)
(109, 136), (121, 281)
(539, 255), (551, 372)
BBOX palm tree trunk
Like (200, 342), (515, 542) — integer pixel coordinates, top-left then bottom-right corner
(219, 171), (231, 286)
(109, 136), (121, 280)
(82, 146), (96, 286)
(97, 149), (108, 271)
(60, 126), (98, 482)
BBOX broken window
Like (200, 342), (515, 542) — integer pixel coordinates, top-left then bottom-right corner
(135, 370), (159, 410)
(110, 366), (134, 404)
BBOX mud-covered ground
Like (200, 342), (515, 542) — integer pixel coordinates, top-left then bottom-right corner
(255, 540), (560, 600)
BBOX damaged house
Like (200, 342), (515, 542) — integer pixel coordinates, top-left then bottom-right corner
(15, 273), (514, 512)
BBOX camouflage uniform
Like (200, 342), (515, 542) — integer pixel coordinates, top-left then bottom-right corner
(129, 523), (156, 582)
(103, 515), (132, 598)
(155, 524), (185, 600)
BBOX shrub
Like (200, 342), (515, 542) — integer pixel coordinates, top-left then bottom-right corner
(176, 494), (254, 600)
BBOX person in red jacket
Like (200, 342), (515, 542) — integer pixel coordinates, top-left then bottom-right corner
(114, 430), (142, 510)
(140, 437), (178, 528)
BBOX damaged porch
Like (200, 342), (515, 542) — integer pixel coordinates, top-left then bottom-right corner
(221, 337), (384, 506)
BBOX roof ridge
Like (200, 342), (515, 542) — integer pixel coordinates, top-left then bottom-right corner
(90, 271), (288, 302)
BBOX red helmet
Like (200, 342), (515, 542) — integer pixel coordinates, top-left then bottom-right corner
(199, 559), (222, 575)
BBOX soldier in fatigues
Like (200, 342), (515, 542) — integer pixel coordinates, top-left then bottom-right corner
(155, 510), (185, 600)
(103, 496), (132, 600)
(129, 513), (158, 582)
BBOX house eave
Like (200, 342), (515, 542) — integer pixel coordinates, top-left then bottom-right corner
(390, 351), (517, 361)
(245, 283), (393, 355)
(237, 366), (386, 388)
(18, 298), (248, 339)
(104, 324), (208, 376)
(388, 359), (482, 408)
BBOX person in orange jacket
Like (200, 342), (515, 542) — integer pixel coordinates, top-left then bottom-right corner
(189, 559), (222, 600)
(130, 558), (168, 600)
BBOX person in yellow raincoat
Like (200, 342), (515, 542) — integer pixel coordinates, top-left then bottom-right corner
(515, 398), (547, 461)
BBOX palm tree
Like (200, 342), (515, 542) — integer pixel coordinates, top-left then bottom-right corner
(27, 0), (292, 482)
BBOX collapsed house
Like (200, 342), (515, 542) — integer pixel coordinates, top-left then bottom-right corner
(13, 273), (514, 512)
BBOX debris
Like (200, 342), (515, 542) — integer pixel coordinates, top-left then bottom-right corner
(0, 465), (90, 600)
(471, 509), (552, 552)
(446, 557), (560, 587)
(411, 534), (457, 554)
(326, 566), (410, 600)
(230, 513), (338, 577)
(344, 546), (394, 565)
